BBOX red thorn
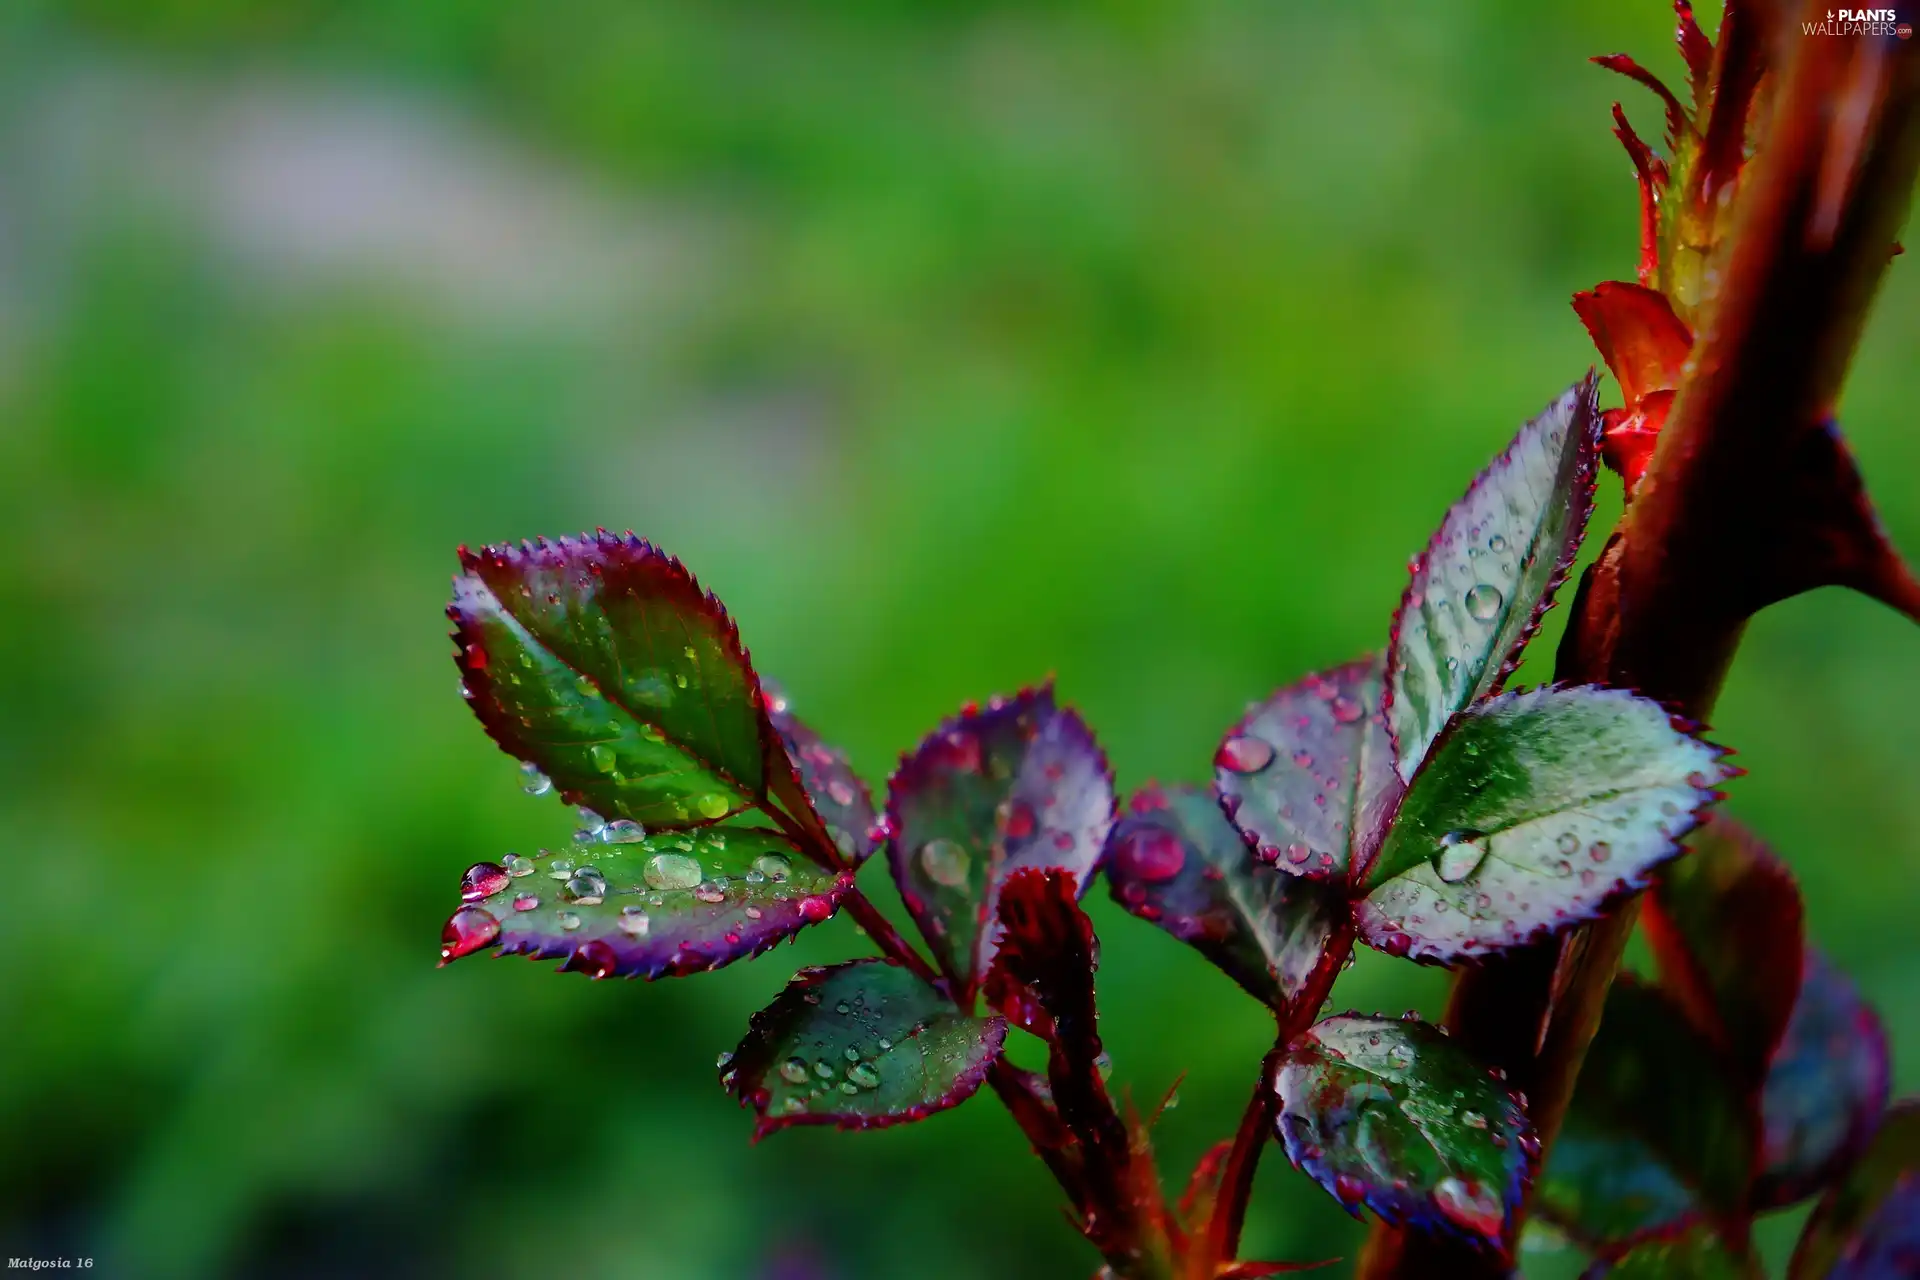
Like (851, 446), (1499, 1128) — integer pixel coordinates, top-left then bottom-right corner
(1593, 54), (1688, 147)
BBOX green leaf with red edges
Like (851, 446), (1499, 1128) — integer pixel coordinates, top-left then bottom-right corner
(1644, 816), (1803, 1080)
(1565, 978), (1755, 1218)
(1537, 1108), (1701, 1252)
(1271, 1014), (1536, 1247)
(766, 688), (881, 864)
(1384, 378), (1603, 782)
(720, 959), (1005, 1139)
(1106, 782), (1342, 1013)
(1583, 1226), (1764, 1279)
(1755, 950), (1891, 1209)
(886, 687), (1115, 1002)
(439, 828), (849, 979)
(450, 533), (827, 849)
(1790, 1101), (1920, 1280)
(1356, 686), (1732, 965)
(1215, 656), (1400, 882)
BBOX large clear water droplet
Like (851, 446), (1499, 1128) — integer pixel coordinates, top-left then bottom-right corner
(847, 1061), (880, 1089)
(1112, 826), (1185, 884)
(1433, 830), (1488, 884)
(1464, 583), (1504, 622)
(1433, 1175), (1505, 1238)
(696, 793), (731, 820)
(753, 853), (792, 882)
(520, 762), (552, 796)
(562, 868), (608, 905)
(440, 906), (499, 962)
(617, 905), (650, 936)
(604, 819), (646, 844)
(919, 838), (970, 887)
(588, 743), (618, 774)
(504, 854), (536, 878)
(779, 1058), (811, 1085)
(1216, 735), (1275, 774)
(460, 861), (510, 902)
(644, 852), (704, 891)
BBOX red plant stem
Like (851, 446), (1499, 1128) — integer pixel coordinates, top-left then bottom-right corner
(1362, 9), (1920, 1276)
(1204, 919), (1357, 1266)
(839, 885), (945, 989)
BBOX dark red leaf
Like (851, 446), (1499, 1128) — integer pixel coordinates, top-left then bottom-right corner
(1572, 282), (1694, 406)
(1675, 1), (1713, 98)
(766, 689), (881, 865)
(1593, 54), (1689, 147)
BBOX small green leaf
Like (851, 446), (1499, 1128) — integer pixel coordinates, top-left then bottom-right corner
(722, 959), (1006, 1139)
(1357, 686), (1731, 964)
(886, 687), (1115, 1002)
(1385, 377), (1601, 781)
(439, 828), (849, 979)
(1272, 1014), (1535, 1246)
(1644, 817), (1804, 1081)
(1214, 656), (1400, 882)
(1565, 978), (1754, 1218)
(1586, 1226), (1763, 1279)
(450, 534), (827, 848)
(1789, 1101), (1920, 1280)
(1107, 782), (1342, 1013)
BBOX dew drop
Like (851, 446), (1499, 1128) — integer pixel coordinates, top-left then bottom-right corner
(754, 853), (792, 881)
(1330, 696), (1363, 724)
(1112, 827), (1185, 883)
(567, 939), (617, 979)
(919, 838), (971, 887)
(618, 905), (650, 936)
(604, 819), (646, 844)
(547, 856), (576, 880)
(1556, 832), (1579, 855)
(696, 793), (731, 820)
(1588, 841), (1612, 864)
(644, 852), (704, 891)
(1464, 583), (1504, 622)
(826, 778), (858, 807)
(513, 893), (540, 912)
(440, 906), (499, 961)
(1434, 1175), (1505, 1238)
(561, 869), (608, 905)
(798, 895), (835, 923)
(848, 1061), (880, 1089)
(1216, 735), (1276, 774)
(557, 910), (582, 931)
(779, 1058), (811, 1085)
(1433, 830), (1488, 884)
(588, 743), (618, 774)
(460, 861), (510, 902)
(520, 762), (552, 796)
(694, 880), (727, 905)
(1488, 534), (1508, 553)
(504, 854), (536, 878)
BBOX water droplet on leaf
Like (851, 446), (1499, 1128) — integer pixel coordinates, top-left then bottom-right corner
(1464, 583), (1504, 621)
(644, 852), (704, 891)
(1216, 735), (1275, 774)
(919, 838), (970, 887)
(1433, 830), (1487, 884)
(440, 906), (499, 961)
(460, 862), (510, 902)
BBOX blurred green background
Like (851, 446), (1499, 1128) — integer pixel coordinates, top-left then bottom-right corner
(1, 1), (1914, 1276)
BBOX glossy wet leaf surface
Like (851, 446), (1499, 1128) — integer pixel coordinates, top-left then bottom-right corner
(1384, 377), (1601, 780)
(886, 687), (1114, 1002)
(1106, 782), (1342, 1012)
(768, 692), (880, 865)
(1644, 817), (1803, 1081)
(1272, 1014), (1534, 1246)
(450, 534), (822, 841)
(1791, 1102), (1920, 1280)
(1756, 949), (1890, 1208)
(1357, 686), (1730, 964)
(1568, 978), (1754, 1217)
(439, 828), (849, 979)
(722, 959), (1006, 1138)
(1214, 656), (1399, 883)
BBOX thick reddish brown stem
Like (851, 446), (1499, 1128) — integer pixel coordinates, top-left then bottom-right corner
(1362, 8), (1920, 1275)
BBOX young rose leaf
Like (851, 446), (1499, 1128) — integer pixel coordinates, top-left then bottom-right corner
(1272, 1014), (1535, 1247)
(439, 829), (849, 979)
(1584, 1226), (1764, 1279)
(1643, 817), (1803, 1081)
(1755, 950), (1891, 1209)
(450, 534), (827, 848)
(1568, 978), (1755, 1217)
(984, 868), (1129, 1171)
(1106, 782), (1343, 1013)
(1789, 1101), (1920, 1280)
(721, 959), (1005, 1139)
(887, 687), (1115, 1002)
(1356, 686), (1731, 964)
(1384, 378), (1603, 781)
(766, 691), (880, 865)
(1215, 656), (1400, 882)
(1537, 1108), (1700, 1251)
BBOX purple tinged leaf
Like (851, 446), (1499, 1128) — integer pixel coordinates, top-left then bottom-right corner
(1582, 1226), (1764, 1279)
(1790, 1101), (1920, 1280)
(765, 689), (880, 865)
(722, 959), (1005, 1140)
(439, 828), (849, 979)
(1755, 950), (1891, 1209)
(886, 687), (1115, 1003)
(1106, 783), (1342, 1013)
(1385, 378), (1603, 782)
(1272, 1014), (1535, 1248)
(1356, 686), (1732, 965)
(1214, 656), (1401, 883)
(449, 534), (829, 849)
(1566, 978), (1755, 1218)
(1537, 1110), (1701, 1252)
(1644, 817), (1804, 1084)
